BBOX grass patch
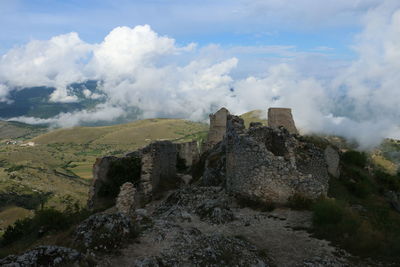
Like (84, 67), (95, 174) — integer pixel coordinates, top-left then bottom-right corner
(314, 151), (400, 263)
(0, 203), (91, 257)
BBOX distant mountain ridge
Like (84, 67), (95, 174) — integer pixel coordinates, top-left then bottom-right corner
(0, 81), (105, 120)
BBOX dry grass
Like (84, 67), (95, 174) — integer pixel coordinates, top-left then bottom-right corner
(371, 153), (397, 175)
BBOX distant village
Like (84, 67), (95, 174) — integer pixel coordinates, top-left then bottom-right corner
(1, 139), (36, 147)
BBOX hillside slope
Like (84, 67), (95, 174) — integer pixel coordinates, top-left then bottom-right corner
(32, 119), (207, 145)
(0, 121), (47, 140)
(0, 118), (208, 233)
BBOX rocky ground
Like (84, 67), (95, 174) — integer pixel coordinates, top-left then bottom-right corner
(97, 186), (363, 267)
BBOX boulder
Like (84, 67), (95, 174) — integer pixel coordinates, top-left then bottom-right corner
(324, 146), (340, 178)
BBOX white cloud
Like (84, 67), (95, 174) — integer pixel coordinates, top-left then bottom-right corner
(9, 103), (126, 128)
(2, 1), (400, 149)
(0, 32), (92, 102)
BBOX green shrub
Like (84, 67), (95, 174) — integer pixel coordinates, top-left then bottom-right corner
(1, 204), (90, 247)
(341, 150), (368, 168)
(5, 164), (25, 172)
(313, 198), (345, 225)
(374, 170), (400, 192)
(1, 218), (32, 246)
(34, 209), (69, 232)
(352, 180), (372, 198)
(342, 165), (368, 181)
(287, 194), (314, 210)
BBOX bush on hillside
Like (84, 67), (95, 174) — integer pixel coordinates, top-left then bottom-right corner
(1, 204), (90, 247)
(374, 169), (400, 192)
(341, 150), (368, 168)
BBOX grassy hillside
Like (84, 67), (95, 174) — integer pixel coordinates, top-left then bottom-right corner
(240, 110), (268, 128)
(0, 118), (208, 233)
(32, 118), (207, 145)
(0, 121), (47, 140)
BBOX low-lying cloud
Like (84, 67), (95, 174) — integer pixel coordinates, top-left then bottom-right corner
(1, 2), (400, 149)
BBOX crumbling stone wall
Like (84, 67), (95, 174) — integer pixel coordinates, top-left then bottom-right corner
(116, 182), (137, 217)
(268, 108), (298, 134)
(224, 114), (329, 205)
(88, 154), (141, 211)
(140, 141), (177, 201)
(88, 140), (198, 211)
(176, 141), (199, 171)
(204, 107), (229, 150)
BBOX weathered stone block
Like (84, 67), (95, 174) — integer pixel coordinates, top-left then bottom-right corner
(324, 146), (340, 178)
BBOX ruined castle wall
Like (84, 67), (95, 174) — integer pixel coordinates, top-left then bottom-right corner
(205, 108), (229, 150)
(88, 156), (117, 210)
(225, 115), (329, 204)
(88, 153), (142, 211)
(177, 141), (199, 169)
(88, 141), (180, 210)
(268, 108), (298, 134)
(140, 141), (177, 201)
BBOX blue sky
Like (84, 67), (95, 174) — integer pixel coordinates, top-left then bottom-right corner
(0, 0), (374, 57)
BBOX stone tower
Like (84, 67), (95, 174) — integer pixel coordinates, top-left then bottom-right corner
(204, 107), (230, 150)
(268, 107), (298, 134)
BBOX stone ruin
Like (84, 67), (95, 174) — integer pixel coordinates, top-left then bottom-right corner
(203, 107), (229, 151)
(268, 107), (298, 134)
(201, 107), (339, 205)
(225, 117), (329, 204)
(88, 140), (199, 211)
(87, 106), (339, 210)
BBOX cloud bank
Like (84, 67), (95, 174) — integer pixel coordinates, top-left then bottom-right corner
(1, 2), (400, 149)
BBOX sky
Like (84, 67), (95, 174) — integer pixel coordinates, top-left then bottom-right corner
(0, 0), (400, 148)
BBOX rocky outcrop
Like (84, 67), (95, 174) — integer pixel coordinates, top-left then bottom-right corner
(0, 246), (84, 266)
(100, 185), (354, 267)
(73, 213), (137, 253)
(268, 107), (298, 134)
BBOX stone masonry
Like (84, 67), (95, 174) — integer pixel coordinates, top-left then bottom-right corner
(225, 115), (329, 204)
(88, 140), (198, 211)
(204, 107), (229, 151)
(116, 182), (137, 217)
(139, 141), (177, 202)
(177, 141), (199, 169)
(268, 108), (298, 134)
